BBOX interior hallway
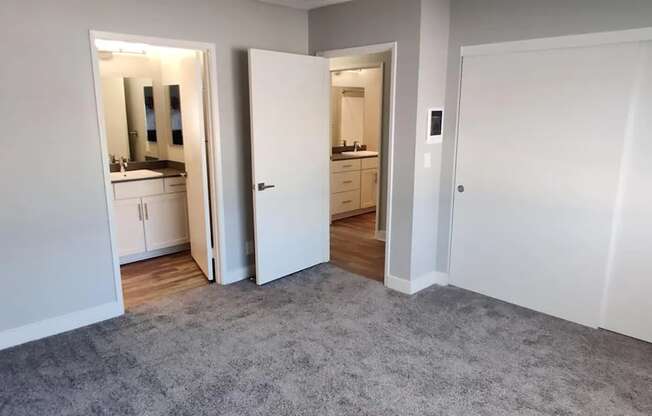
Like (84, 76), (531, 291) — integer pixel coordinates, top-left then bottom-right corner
(330, 212), (385, 282)
(120, 251), (208, 309)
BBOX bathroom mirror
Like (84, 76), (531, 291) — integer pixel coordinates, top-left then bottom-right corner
(101, 77), (161, 162)
(144, 86), (157, 143)
(331, 86), (365, 147)
(168, 85), (183, 146)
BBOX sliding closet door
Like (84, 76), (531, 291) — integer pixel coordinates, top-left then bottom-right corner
(603, 42), (652, 343)
(450, 43), (640, 327)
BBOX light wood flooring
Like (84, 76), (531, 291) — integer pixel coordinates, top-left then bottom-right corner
(330, 212), (386, 282)
(120, 251), (209, 309)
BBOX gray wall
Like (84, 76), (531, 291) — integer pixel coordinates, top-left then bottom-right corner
(310, 0), (422, 280)
(0, 0), (307, 331)
(437, 0), (652, 271)
(410, 0), (449, 280)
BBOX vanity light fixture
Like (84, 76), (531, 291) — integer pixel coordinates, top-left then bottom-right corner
(95, 39), (148, 55)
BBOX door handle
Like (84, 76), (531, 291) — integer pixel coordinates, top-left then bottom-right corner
(457, 185), (465, 193)
(257, 182), (276, 191)
(144, 203), (149, 220)
(138, 204), (143, 221)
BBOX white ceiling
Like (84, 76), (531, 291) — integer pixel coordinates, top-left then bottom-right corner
(258, 0), (353, 10)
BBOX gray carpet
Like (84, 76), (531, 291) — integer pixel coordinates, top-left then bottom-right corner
(1, 264), (651, 416)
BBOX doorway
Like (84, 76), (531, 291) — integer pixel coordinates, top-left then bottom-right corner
(90, 31), (225, 310)
(247, 43), (396, 287)
(322, 46), (395, 284)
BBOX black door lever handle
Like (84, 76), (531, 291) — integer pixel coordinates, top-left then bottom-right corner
(257, 182), (276, 191)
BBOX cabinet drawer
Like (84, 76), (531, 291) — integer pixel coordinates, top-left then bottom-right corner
(361, 157), (379, 170)
(331, 171), (360, 194)
(165, 176), (186, 193)
(114, 179), (164, 200)
(331, 159), (361, 173)
(331, 190), (361, 215)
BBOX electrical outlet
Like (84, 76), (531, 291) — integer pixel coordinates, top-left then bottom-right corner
(245, 241), (254, 255)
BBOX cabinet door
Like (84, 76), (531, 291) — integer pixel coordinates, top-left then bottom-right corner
(142, 193), (189, 251)
(114, 198), (146, 257)
(360, 169), (378, 209)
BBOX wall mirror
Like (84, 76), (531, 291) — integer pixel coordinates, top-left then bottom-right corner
(331, 86), (365, 147)
(101, 77), (161, 162)
(168, 85), (183, 146)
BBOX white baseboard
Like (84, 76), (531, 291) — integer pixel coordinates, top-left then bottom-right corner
(375, 230), (386, 242)
(223, 264), (255, 285)
(385, 274), (413, 294)
(0, 301), (124, 351)
(385, 271), (448, 295)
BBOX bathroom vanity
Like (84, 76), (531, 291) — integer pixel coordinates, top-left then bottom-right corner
(111, 168), (189, 264)
(330, 152), (378, 220)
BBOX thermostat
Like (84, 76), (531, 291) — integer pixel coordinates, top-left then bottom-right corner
(427, 108), (443, 144)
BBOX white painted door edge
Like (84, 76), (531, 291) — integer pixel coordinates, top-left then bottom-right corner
(317, 42), (398, 289)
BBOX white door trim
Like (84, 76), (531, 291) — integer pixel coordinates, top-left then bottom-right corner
(88, 30), (227, 306)
(317, 42), (398, 288)
(462, 27), (652, 57)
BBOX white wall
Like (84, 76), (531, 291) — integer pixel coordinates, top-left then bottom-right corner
(0, 0), (307, 337)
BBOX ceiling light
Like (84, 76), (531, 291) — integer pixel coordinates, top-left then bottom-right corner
(95, 39), (148, 55)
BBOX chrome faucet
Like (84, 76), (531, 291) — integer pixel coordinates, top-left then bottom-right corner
(119, 157), (128, 176)
(353, 141), (361, 152)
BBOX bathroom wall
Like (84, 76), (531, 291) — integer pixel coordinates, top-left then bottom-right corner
(0, 0), (307, 340)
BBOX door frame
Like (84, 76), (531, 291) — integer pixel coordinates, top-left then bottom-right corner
(88, 30), (228, 311)
(317, 42), (398, 287)
(446, 27), (652, 328)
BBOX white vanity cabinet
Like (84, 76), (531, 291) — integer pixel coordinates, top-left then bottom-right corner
(331, 156), (378, 219)
(114, 198), (147, 257)
(113, 177), (189, 263)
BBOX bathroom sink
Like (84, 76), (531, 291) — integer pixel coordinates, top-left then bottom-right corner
(341, 150), (378, 157)
(110, 169), (164, 182)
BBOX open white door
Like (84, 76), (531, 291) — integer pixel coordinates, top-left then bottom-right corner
(178, 50), (214, 281)
(248, 49), (330, 285)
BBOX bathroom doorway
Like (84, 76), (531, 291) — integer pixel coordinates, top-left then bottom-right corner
(321, 46), (396, 284)
(89, 31), (225, 310)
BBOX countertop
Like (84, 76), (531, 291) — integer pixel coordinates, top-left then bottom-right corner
(110, 168), (185, 184)
(331, 153), (379, 161)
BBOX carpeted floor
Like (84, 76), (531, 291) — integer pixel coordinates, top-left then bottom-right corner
(1, 264), (651, 416)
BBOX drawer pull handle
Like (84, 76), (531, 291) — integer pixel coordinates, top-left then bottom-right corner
(342, 165), (352, 168)
(342, 180), (353, 184)
(342, 200), (353, 204)
(169, 184), (185, 187)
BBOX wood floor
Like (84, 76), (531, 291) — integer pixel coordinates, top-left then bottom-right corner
(330, 212), (386, 282)
(120, 251), (209, 309)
